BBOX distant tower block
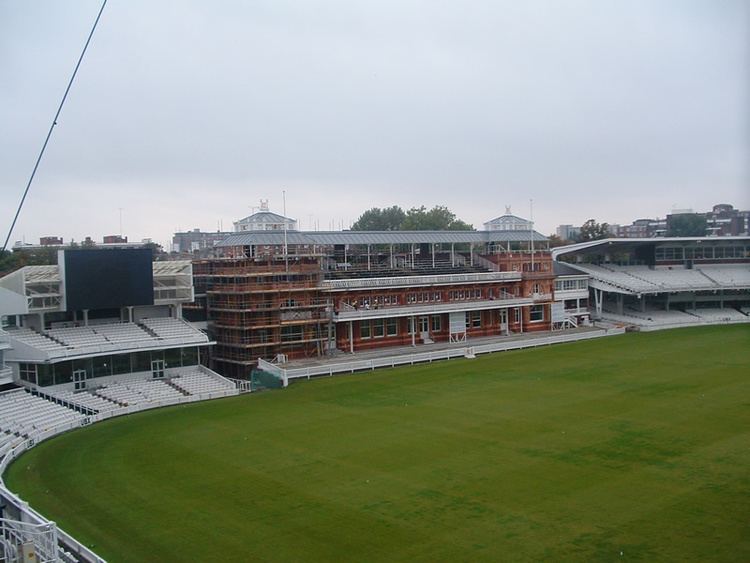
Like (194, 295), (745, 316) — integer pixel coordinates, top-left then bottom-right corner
(260, 199), (269, 212)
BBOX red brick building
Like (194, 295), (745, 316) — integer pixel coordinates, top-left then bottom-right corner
(190, 215), (565, 378)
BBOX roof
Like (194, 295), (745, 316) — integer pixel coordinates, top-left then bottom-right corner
(235, 211), (295, 224)
(483, 214), (532, 225)
(23, 265), (60, 284)
(217, 229), (548, 247)
(152, 260), (192, 275)
(553, 262), (589, 276)
(552, 236), (750, 260)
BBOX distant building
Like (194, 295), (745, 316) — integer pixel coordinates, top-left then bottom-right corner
(706, 204), (748, 236)
(555, 225), (580, 241)
(103, 235), (128, 244)
(233, 200), (297, 232)
(484, 207), (533, 231)
(171, 229), (231, 255)
(39, 236), (63, 246)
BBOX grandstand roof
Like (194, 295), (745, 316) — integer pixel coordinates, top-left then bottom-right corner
(152, 260), (192, 275)
(218, 229), (548, 247)
(551, 236), (750, 260)
(22, 265), (60, 283)
(235, 211), (296, 224)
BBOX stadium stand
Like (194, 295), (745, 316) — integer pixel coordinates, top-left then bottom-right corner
(0, 389), (86, 437)
(5, 327), (67, 352)
(688, 308), (748, 323)
(140, 317), (203, 340)
(697, 265), (750, 287)
(171, 370), (237, 396)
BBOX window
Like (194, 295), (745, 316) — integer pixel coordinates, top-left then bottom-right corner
(386, 318), (398, 336)
(514, 308), (521, 323)
(111, 354), (131, 375)
(530, 305), (545, 322)
(467, 311), (481, 328)
(360, 322), (371, 339)
(52, 361), (72, 384)
(93, 356), (111, 379)
(37, 364), (53, 387)
(373, 320), (385, 338)
(431, 315), (441, 332)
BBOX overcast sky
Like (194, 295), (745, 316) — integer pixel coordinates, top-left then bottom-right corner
(1, 0), (748, 248)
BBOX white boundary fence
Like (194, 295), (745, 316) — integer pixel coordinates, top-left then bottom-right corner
(259, 328), (627, 383)
(0, 367), (241, 562)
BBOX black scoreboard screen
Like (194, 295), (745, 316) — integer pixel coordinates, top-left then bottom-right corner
(63, 249), (154, 311)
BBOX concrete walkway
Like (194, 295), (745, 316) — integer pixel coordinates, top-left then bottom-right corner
(284, 325), (605, 369)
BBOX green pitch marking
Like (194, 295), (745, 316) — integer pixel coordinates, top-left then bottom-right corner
(5, 325), (750, 562)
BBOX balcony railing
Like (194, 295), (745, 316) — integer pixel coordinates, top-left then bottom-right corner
(335, 295), (534, 322)
(322, 271), (521, 290)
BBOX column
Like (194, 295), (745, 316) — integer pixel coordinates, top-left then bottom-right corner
(349, 321), (354, 353)
(411, 316), (416, 346)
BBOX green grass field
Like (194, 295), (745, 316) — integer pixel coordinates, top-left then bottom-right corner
(5, 326), (750, 562)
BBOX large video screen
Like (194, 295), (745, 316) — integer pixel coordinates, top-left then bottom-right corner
(63, 249), (154, 311)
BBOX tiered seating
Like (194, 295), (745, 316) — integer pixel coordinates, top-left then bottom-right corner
(92, 323), (153, 344)
(140, 317), (201, 340)
(0, 389), (85, 437)
(697, 266), (750, 287)
(52, 389), (121, 413)
(47, 326), (109, 348)
(94, 378), (183, 406)
(618, 266), (716, 290)
(602, 308), (701, 328)
(171, 371), (235, 396)
(6, 327), (66, 352)
(571, 264), (657, 293)
(688, 308), (749, 323)
(125, 379), (185, 401)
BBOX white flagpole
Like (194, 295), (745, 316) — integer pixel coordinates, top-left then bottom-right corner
(530, 199), (534, 272)
(283, 190), (289, 272)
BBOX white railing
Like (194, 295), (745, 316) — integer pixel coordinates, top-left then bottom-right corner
(263, 328), (626, 381)
(0, 373), (240, 562)
(335, 296), (534, 322)
(0, 366), (12, 382)
(0, 516), (58, 563)
(322, 271), (521, 290)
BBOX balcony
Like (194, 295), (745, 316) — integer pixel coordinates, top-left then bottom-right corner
(335, 295), (534, 322)
(322, 271), (521, 291)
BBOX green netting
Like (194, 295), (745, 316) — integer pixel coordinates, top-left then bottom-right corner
(250, 368), (284, 391)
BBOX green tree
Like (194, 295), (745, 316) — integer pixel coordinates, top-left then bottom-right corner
(401, 206), (473, 231)
(578, 219), (610, 241)
(351, 206), (406, 231)
(547, 234), (570, 248)
(667, 214), (707, 237)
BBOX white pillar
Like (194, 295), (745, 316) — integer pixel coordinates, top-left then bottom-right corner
(411, 316), (416, 346)
(349, 321), (354, 353)
(367, 245), (371, 271)
(451, 243), (455, 267)
(431, 244), (435, 268)
(83, 309), (89, 326)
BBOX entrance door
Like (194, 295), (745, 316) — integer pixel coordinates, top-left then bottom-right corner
(499, 309), (508, 333)
(73, 369), (87, 391)
(151, 359), (165, 379)
(419, 316), (430, 341)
